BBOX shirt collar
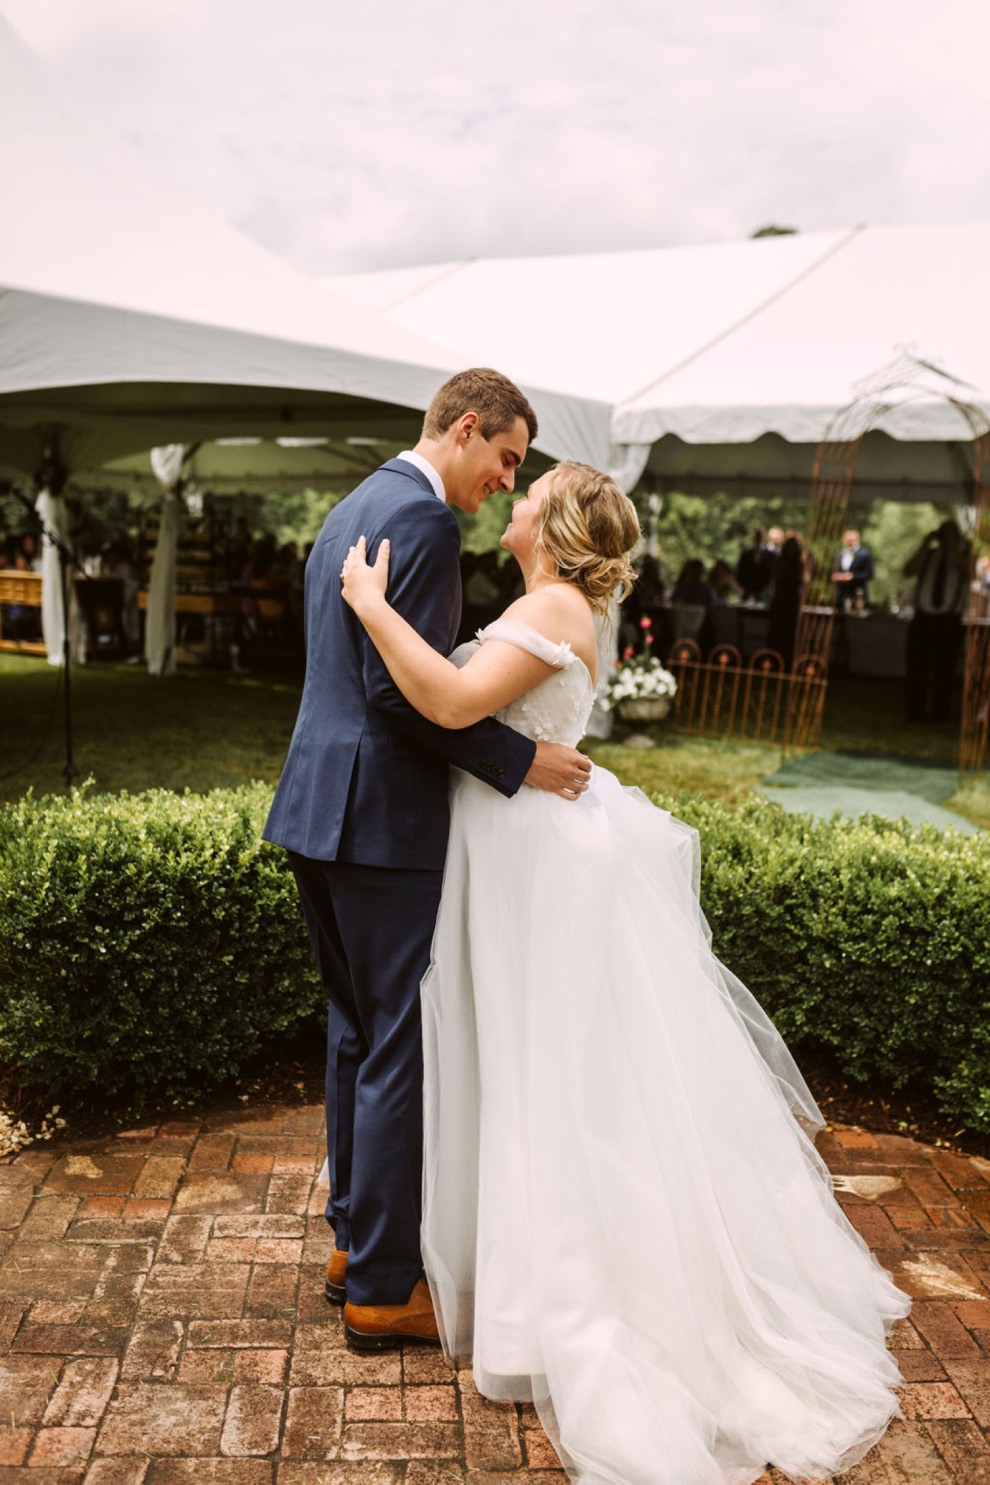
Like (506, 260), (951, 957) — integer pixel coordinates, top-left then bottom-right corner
(397, 450), (446, 503)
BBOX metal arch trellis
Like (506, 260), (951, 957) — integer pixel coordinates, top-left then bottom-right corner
(785, 354), (990, 771)
(663, 354), (990, 773)
(962, 455), (990, 774)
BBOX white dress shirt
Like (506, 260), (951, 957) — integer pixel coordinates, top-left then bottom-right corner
(398, 450), (446, 503)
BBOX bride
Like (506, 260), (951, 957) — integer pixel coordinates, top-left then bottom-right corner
(340, 460), (908, 1485)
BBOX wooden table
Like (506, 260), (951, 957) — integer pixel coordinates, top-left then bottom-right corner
(137, 590), (242, 617)
(0, 569), (46, 655)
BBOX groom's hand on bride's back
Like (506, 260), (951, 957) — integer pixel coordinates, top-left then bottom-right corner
(525, 743), (592, 800)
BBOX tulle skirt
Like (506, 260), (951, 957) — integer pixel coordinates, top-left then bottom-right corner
(421, 765), (908, 1485)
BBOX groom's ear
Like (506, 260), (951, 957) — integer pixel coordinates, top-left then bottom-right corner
(455, 412), (479, 446)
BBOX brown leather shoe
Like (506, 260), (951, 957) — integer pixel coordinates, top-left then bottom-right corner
(344, 1277), (441, 1351)
(324, 1248), (348, 1305)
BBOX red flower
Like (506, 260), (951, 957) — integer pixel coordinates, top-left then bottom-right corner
(639, 616), (652, 629)
(623, 646), (635, 660)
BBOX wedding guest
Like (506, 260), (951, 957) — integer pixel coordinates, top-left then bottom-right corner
(5, 535), (43, 640)
(672, 558), (716, 609)
(17, 532), (41, 571)
(708, 557), (741, 602)
(903, 520), (970, 722)
(100, 537), (140, 652)
(735, 528), (774, 602)
(832, 528), (874, 611)
(671, 558), (717, 652)
(767, 534), (808, 669)
(622, 552), (671, 657)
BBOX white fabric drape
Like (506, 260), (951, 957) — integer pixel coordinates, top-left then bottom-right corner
(144, 445), (185, 677)
(583, 602), (619, 740)
(37, 487), (67, 667)
(607, 442), (651, 495)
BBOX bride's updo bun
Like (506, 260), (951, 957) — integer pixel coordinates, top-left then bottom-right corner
(535, 461), (640, 615)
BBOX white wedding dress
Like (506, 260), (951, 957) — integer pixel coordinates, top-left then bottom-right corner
(421, 618), (909, 1485)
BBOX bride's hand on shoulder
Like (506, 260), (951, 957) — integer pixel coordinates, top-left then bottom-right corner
(340, 535), (390, 616)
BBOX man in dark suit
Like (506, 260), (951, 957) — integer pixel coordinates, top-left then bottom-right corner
(264, 369), (592, 1349)
(735, 528), (774, 602)
(832, 528), (874, 611)
(902, 519), (970, 722)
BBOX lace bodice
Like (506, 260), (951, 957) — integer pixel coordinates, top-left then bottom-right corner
(450, 617), (596, 747)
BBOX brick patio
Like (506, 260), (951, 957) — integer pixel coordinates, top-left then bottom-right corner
(3, 1105), (990, 1484)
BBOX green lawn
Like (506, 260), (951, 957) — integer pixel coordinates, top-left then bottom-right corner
(1, 654), (987, 826)
(0, 654), (303, 801)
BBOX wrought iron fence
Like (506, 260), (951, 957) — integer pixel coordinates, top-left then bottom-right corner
(665, 638), (827, 749)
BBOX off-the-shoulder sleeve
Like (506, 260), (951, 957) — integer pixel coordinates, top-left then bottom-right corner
(477, 618), (575, 670)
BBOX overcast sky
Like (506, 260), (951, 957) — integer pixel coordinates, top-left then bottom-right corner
(3, 0), (988, 275)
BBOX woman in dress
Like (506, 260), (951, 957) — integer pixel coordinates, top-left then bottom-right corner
(340, 460), (908, 1485)
(766, 534), (809, 671)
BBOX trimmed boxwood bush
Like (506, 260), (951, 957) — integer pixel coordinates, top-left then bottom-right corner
(1, 781), (989, 1130)
(0, 783), (320, 1105)
(657, 793), (990, 1130)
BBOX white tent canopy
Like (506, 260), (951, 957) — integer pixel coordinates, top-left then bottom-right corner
(0, 15), (469, 670)
(0, 13), (471, 485)
(90, 438), (406, 497)
(4, 0), (988, 515)
(326, 225), (990, 500)
(0, 12), (592, 488)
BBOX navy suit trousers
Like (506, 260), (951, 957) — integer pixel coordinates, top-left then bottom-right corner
(289, 853), (443, 1306)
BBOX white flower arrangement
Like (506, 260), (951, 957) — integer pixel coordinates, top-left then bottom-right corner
(606, 618), (677, 710)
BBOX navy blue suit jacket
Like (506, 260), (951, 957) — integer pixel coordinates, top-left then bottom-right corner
(834, 544), (874, 605)
(264, 459), (537, 869)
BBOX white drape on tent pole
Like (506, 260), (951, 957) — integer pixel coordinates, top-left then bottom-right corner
(37, 487), (67, 668)
(583, 602), (620, 742)
(607, 443), (652, 495)
(145, 444), (185, 677)
(580, 445), (652, 741)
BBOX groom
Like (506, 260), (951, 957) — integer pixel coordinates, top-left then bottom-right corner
(264, 368), (592, 1349)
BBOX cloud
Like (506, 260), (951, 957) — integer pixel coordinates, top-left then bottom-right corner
(2, 0), (989, 272)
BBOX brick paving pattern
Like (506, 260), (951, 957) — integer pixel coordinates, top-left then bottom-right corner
(3, 1106), (990, 1482)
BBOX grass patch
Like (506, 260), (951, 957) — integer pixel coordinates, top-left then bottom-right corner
(1, 654), (986, 826)
(819, 675), (959, 762)
(946, 775), (990, 831)
(585, 735), (782, 807)
(0, 654), (303, 803)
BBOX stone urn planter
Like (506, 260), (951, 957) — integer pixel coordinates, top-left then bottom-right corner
(616, 695), (672, 725)
(616, 694), (672, 747)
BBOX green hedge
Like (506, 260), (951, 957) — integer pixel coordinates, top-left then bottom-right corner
(658, 793), (990, 1130)
(1, 782), (989, 1130)
(0, 784), (320, 1105)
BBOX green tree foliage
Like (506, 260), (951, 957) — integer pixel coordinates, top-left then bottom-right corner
(453, 488), (516, 559)
(650, 492), (807, 581)
(646, 490), (954, 601)
(217, 487), (347, 550)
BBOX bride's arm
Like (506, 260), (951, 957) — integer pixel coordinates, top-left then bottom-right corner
(341, 536), (552, 729)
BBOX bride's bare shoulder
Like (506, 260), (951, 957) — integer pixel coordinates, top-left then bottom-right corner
(501, 587), (598, 674)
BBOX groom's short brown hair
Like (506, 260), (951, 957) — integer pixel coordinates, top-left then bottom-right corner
(422, 368), (538, 443)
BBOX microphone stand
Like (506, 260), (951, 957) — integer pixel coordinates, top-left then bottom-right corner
(10, 486), (86, 787)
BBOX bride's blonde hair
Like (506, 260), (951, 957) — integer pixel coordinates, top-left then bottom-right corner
(534, 461), (640, 615)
